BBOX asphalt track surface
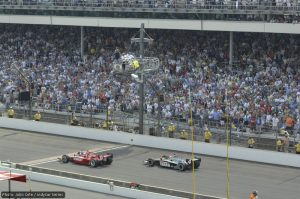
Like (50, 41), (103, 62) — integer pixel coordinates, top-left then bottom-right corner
(0, 129), (300, 199)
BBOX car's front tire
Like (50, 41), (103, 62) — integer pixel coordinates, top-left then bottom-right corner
(147, 158), (155, 167)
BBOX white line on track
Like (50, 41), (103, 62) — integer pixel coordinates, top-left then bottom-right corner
(25, 145), (129, 166)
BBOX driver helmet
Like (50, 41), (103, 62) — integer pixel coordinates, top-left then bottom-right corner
(170, 153), (176, 158)
(252, 190), (258, 195)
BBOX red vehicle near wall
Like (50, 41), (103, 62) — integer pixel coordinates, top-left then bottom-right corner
(60, 150), (113, 168)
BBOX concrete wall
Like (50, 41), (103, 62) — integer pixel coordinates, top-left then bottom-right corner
(0, 166), (184, 199)
(1, 14), (300, 34)
(0, 118), (299, 168)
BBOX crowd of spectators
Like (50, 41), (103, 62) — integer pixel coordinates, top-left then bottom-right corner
(1, 24), (300, 136)
(3, 0), (300, 10)
(3, 0), (300, 25)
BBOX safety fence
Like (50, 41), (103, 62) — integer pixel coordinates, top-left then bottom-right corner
(2, 102), (299, 153)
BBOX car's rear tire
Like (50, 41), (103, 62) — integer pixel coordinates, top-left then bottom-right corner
(90, 159), (98, 167)
(178, 163), (185, 171)
(147, 158), (155, 167)
(62, 155), (69, 163)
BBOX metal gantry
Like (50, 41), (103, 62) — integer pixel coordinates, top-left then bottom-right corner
(11, 62), (32, 120)
(131, 23), (154, 135)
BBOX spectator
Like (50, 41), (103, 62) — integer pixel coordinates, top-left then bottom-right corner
(272, 115), (279, 135)
(204, 128), (212, 143)
(2, 24), (300, 142)
(283, 132), (290, 152)
(113, 124), (118, 131)
(295, 142), (300, 154)
(1, 1), (300, 24)
(180, 129), (188, 139)
(7, 107), (14, 118)
(188, 118), (193, 126)
(33, 111), (41, 121)
(256, 115), (262, 134)
(276, 138), (283, 152)
(285, 115), (295, 134)
(102, 119), (113, 130)
(167, 122), (176, 138)
(250, 115), (256, 133)
(70, 113), (79, 126)
(247, 137), (255, 148)
(280, 127), (289, 136)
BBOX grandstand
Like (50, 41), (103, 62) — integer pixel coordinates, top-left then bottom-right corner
(0, 24), (299, 148)
(0, 1), (300, 198)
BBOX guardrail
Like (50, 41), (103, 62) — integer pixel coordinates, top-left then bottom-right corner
(7, 104), (300, 153)
(0, 163), (224, 199)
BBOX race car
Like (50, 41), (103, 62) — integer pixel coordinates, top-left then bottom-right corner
(60, 150), (113, 168)
(144, 154), (201, 171)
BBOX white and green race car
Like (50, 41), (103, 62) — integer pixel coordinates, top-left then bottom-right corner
(144, 154), (201, 171)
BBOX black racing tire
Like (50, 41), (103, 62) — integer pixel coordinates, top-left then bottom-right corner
(98, 160), (104, 166)
(61, 155), (69, 163)
(106, 157), (113, 165)
(194, 160), (200, 169)
(90, 159), (98, 168)
(178, 163), (185, 171)
(147, 158), (155, 167)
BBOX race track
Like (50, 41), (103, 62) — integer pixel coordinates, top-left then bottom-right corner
(0, 128), (299, 199)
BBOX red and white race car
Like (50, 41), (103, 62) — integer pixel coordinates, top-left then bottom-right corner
(60, 150), (113, 167)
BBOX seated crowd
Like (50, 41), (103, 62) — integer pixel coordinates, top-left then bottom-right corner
(1, 24), (300, 137)
(5, 0), (300, 9)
